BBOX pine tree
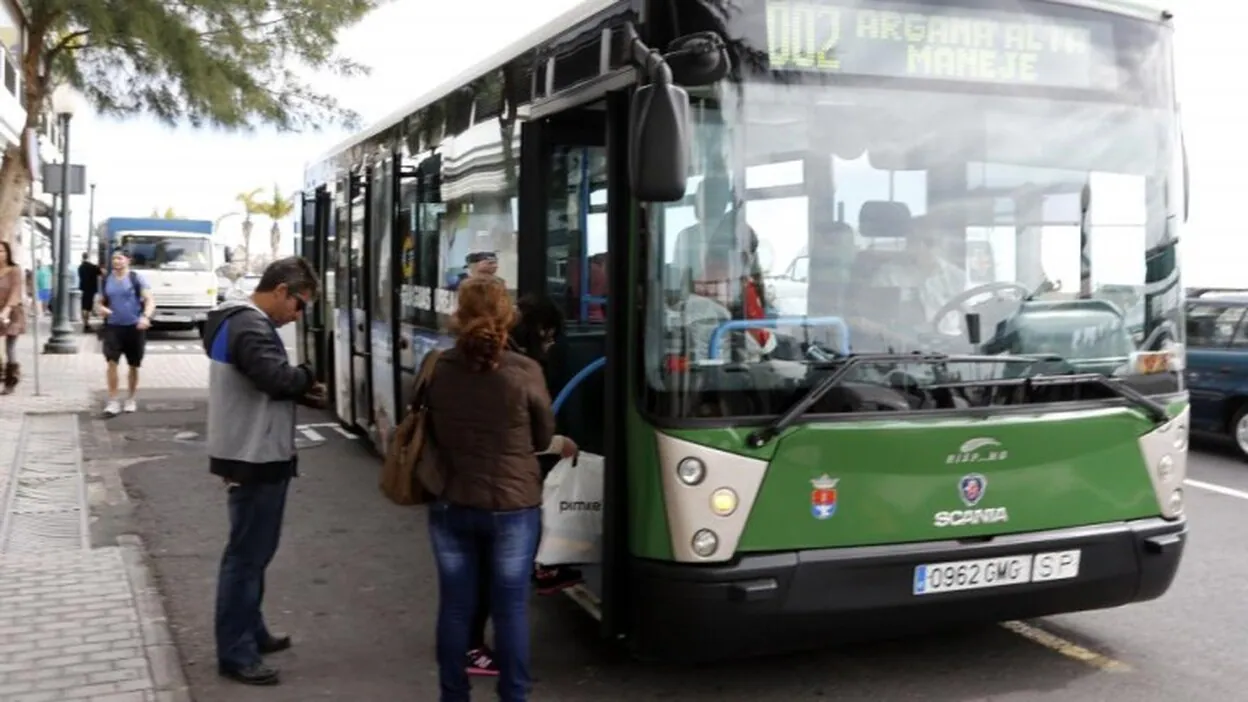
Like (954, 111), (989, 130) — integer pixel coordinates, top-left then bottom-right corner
(0, 0), (382, 246)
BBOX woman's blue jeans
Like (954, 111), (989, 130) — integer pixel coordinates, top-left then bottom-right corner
(428, 501), (541, 702)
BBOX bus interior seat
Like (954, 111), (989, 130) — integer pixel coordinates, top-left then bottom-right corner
(847, 201), (913, 315)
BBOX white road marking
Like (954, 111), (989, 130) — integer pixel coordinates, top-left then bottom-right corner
(1184, 478), (1248, 501)
(294, 423), (357, 441)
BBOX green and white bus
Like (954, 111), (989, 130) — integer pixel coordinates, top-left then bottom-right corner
(296, 0), (1190, 662)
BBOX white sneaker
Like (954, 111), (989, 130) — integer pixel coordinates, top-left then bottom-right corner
(123, 398), (138, 413)
(104, 400), (121, 416)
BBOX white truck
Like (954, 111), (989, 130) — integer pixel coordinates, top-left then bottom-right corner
(100, 217), (234, 337)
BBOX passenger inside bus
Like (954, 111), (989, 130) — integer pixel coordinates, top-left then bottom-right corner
(671, 176), (731, 284)
(449, 250), (498, 290)
(565, 251), (607, 322)
(671, 229), (777, 363)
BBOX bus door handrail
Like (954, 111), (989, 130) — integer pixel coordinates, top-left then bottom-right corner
(707, 316), (850, 358)
(552, 356), (606, 415)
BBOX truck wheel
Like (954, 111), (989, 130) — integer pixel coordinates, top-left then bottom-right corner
(1230, 404), (1248, 460)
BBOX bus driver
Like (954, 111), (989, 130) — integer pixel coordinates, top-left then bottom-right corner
(870, 218), (969, 336)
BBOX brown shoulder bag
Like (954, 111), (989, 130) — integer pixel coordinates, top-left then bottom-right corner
(379, 349), (443, 505)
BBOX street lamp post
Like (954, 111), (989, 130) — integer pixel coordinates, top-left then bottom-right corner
(86, 182), (96, 257)
(43, 85), (80, 355)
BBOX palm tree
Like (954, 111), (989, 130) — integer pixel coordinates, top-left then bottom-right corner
(235, 188), (265, 271)
(258, 185), (296, 262)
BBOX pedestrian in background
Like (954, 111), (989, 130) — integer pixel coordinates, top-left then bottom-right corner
(95, 250), (154, 416)
(34, 263), (51, 316)
(78, 252), (101, 333)
(424, 276), (554, 702)
(0, 241), (25, 395)
(202, 256), (327, 686)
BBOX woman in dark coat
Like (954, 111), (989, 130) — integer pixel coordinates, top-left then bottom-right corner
(465, 293), (582, 677)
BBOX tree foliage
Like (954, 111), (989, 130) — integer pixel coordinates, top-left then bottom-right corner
(0, 0), (385, 246)
(43, 0), (384, 132)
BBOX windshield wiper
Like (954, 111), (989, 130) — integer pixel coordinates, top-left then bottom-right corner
(745, 354), (1168, 448)
(1025, 372), (1170, 424)
(747, 353), (950, 448)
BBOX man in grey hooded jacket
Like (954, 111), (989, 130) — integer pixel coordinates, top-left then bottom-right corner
(202, 256), (326, 686)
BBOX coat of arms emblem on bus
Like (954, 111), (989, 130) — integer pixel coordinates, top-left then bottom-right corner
(810, 474), (839, 520)
(959, 473), (987, 507)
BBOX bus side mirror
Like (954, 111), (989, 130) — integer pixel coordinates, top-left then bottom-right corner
(223, 247), (234, 263)
(629, 79), (691, 202)
(665, 32), (730, 86)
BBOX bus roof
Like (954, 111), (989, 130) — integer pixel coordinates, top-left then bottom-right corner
(304, 0), (1173, 183)
(306, 0), (620, 174)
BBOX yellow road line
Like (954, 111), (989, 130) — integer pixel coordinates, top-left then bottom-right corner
(1000, 620), (1132, 672)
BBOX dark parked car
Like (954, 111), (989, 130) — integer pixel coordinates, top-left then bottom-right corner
(1184, 289), (1248, 458)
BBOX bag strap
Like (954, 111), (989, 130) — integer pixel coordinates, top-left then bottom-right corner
(410, 349), (443, 413)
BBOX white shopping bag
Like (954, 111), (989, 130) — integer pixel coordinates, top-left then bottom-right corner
(535, 452), (604, 566)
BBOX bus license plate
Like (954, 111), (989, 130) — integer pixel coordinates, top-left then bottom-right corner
(912, 550), (1081, 596)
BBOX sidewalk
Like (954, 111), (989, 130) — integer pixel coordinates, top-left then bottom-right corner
(0, 324), (203, 702)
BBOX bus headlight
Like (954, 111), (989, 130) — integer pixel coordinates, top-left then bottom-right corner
(676, 457), (706, 486)
(1157, 454), (1174, 482)
(710, 488), (738, 516)
(1168, 488), (1183, 515)
(691, 529), (718, 557)
(1174, 421), (1188, 451)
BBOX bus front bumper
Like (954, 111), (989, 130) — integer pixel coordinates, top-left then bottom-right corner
(627, 516), (1185, 662)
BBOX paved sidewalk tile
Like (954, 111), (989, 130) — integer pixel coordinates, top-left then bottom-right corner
(0, 326), (195, 701)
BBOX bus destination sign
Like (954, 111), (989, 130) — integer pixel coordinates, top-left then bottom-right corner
(764, 0), (1118, 89)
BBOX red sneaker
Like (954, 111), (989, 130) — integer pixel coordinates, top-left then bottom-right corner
(533, 565), (584, 595)
(466, 647), (499, 677)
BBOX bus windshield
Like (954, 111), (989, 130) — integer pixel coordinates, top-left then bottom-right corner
(118, 235), (213, 272)
(642, 0), (1182, 420)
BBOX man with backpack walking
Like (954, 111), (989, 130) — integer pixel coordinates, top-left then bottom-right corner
(95, 249), (154, 416)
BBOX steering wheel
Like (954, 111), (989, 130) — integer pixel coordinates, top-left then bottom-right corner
(932, 282), (1031, 336)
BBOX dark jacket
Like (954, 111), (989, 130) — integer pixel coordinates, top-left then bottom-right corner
(425, 348), (555, 511)
(202, 300), (314, 483)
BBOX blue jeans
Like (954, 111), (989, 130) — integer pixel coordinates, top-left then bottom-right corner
(429, 501), (541, 702)
(215, 479), (289, 670)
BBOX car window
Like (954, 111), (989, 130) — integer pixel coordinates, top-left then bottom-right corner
(791, 256), (808, 282)
(1230, 309), (1248, 349)
(1186, 303), (1245, 349)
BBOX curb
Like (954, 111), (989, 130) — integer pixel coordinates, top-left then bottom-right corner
(117, 533), (194, 702)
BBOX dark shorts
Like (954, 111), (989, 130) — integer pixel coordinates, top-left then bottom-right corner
(81, 292), (96, 312)
(101, 324), (146, 367)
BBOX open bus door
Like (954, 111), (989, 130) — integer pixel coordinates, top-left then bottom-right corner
(298, 187), (335, 392)
(331, 171), (372, 430)
(519, 93), (633, 644)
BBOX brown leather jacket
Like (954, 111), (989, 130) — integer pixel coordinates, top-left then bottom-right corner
(425, 347), (556, 511)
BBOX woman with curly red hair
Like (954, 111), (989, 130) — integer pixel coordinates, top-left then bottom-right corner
(423, 276), (555, 702)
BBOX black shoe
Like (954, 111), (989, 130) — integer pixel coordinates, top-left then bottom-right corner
(219, 662), (280, 685)
(259, 634), (292, 654)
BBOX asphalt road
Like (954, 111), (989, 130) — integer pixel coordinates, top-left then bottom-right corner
(92, 401), (1248, 702)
